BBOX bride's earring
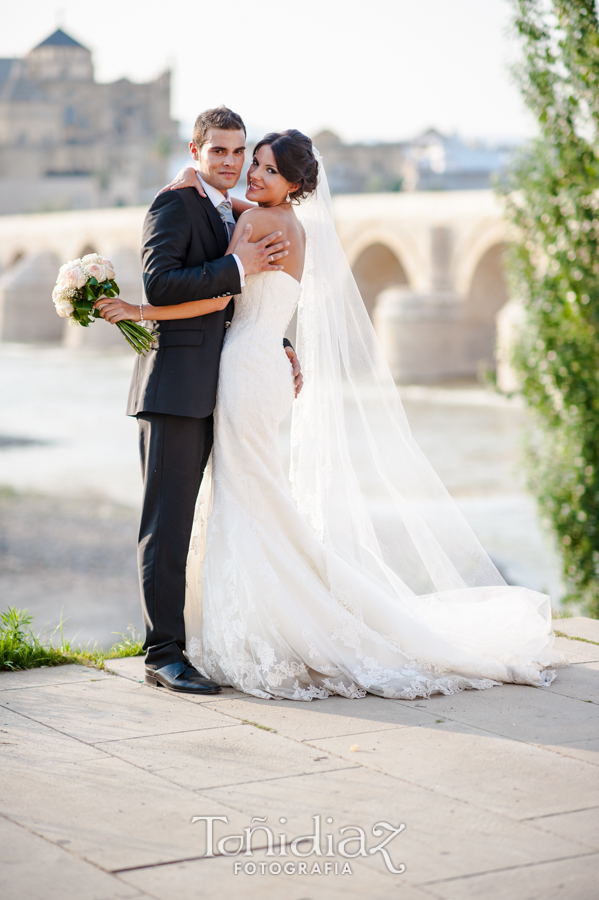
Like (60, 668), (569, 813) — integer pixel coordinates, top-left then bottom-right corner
(286, 192), (291, 203)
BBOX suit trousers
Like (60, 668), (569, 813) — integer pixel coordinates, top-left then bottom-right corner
(137, 412), (213, 669)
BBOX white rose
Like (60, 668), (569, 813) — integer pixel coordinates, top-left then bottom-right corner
(81, 253), (102, 264)
(87, 262), (106, 282)
(52, 284), (67, 302)
(58, 262), (72, 280)
(102, 258), (116, 280)
(58, 258), (82, 276)
(55, 298), (74, 318)
(62, 266), (87, 289)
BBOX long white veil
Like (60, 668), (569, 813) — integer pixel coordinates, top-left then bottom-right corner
(291, 151), (507, 599)
(185, 150), (560, 697)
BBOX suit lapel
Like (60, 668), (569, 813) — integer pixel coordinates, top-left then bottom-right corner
(194, 191), (229, 255)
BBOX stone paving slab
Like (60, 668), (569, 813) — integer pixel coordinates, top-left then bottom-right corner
(525, 806), (599, 852)
(196, 766), (588, 885)
(2, 628), (599, 899)
(0, 814), (149, 900)
(94, 722), (357, 791)
(539, 737), (599, 768)
(402, 681), (599, 744)
(0, 674), (238, 743)
(0, 704), (107, 768)
(0, 662), (110, 691)
(545, 661), (599, 704)
(102, 657), (146, 683)
(116, 852), (434, 900)
(1, 751), (237, 871)
(303, 720), (599, 820)
(199, 693), (440, 740)
(553, 635), (599, 663)
(556, 617), (599, 643)
(423, 851), (599, 900)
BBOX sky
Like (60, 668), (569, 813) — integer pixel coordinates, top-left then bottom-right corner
(1, 0), (536, 145)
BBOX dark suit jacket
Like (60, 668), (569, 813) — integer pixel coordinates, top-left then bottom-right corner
(126, 187), (241, 419)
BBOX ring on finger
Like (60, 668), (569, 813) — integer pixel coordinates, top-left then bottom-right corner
(269, 255), (273, 263)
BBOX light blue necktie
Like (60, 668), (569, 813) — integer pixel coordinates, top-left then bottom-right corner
(217, 199), (236, 240)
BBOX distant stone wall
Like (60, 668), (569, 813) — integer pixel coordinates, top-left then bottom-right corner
(0, 206), (146, 271)
(0, 206), (145, 348)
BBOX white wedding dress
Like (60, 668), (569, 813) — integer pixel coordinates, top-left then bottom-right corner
(184, 263), (563, 701)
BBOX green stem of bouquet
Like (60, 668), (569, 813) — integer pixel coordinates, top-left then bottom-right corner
(116, 320), (158, 355)
(71, 278), (157, 355)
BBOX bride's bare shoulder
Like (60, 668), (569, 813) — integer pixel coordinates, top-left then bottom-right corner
(237, 206), (287, 240)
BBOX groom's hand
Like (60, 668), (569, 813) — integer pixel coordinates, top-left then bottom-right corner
(235, 224), (289, 275)
(286, 347), (304, 397)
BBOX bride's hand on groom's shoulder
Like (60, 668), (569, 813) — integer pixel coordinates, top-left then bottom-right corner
(156, 167), (205, 198)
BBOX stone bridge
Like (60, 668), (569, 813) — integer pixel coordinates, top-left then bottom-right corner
(0, 190), (511, 381)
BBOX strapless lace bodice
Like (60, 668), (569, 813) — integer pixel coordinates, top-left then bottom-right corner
(228, 270), (301, 343)
(213, 271), (301, 471)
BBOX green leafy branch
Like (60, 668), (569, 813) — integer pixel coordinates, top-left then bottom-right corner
(500, 0), (599, 615)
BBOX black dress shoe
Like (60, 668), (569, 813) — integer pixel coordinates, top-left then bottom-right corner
(145, 661), (222, 694)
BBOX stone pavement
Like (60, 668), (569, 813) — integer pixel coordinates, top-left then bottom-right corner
(1, 619), (598, 900)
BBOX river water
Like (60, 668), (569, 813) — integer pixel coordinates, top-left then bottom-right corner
(0, 345), (564, 647)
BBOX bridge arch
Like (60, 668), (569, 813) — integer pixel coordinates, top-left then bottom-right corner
(454, 217), (507, 299)
(465, 241), (509, 370)
(350, 241), (409, 318)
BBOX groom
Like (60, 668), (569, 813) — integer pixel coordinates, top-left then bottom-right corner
(127, 106), (301, 694)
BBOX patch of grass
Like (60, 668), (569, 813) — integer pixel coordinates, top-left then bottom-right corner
(0, 607), (144, 672)
(554, 630), (599, 648)
(240, 718), (277, 732)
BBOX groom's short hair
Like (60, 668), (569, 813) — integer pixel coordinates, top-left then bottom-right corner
(192, 107), (246, 148)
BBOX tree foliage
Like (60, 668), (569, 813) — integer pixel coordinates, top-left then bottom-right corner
(502, 0), (599, 615)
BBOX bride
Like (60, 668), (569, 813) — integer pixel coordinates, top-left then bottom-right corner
(99, 129), (564, 701)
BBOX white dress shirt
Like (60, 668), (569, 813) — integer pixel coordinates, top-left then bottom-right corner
(197, 173), (245, 287)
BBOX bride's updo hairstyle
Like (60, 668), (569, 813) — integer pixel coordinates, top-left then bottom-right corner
(253, 130), (319, 203)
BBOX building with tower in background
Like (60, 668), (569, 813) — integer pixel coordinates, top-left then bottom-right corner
(0, 28), (180, 214)
(0, 28), (518, 385)
(312, 128), (514, 194)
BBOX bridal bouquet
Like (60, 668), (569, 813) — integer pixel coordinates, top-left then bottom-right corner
(52, 253), (156, 354)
